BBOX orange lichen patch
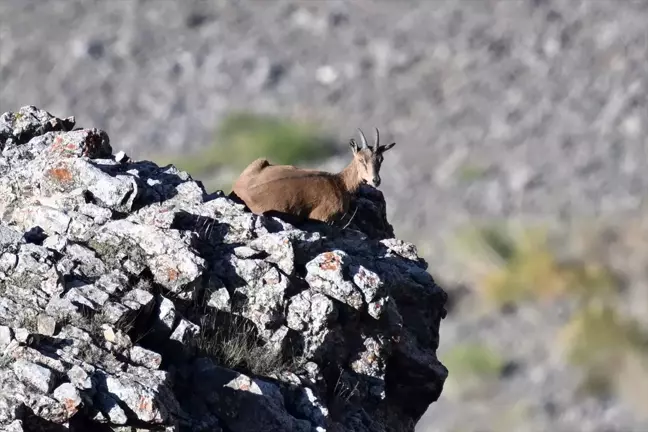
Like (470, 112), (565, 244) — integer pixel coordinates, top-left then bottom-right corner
(62, 398), (78, 415)
(49, 135), (64, 152)
(137, 395), (153, 413)
(167, 268), (180, 281)
(319, 252), (341, 271)
(46, 167), (74, 184)
(49, 135), (80, 158)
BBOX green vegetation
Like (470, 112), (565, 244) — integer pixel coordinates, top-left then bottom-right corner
(441, 342), (506, 398)
(452, 220), (648, 418)
(451, 223), (617, 309)
(456, 163), (490, 183)
(443, 343), (506, 379)
(559, 301), (648, 399)
(157, 112), (337, 183)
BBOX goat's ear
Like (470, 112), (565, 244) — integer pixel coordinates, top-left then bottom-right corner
(349, 139), (359, 154)
(378, 142), (396, 153)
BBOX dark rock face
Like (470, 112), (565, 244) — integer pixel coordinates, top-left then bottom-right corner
(0, 106), (447, 432)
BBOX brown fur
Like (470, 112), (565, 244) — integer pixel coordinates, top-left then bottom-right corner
(231, 128), (396, 224)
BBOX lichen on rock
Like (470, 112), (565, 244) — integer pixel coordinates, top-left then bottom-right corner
(0, 106), (447, 431)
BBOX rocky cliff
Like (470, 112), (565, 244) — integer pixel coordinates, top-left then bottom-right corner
(0, 106), (447, 432)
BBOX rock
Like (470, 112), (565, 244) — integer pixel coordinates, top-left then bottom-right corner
(0, 106), (447, 431)
(0, 106), (74, 146)
(52, 382), (82, 418)
(12, 360), (56, 394)
(96, 370), (175, 424)
(207, 286), (231, 312)
(2, 420), (24, 432)
(305, 250), (364, 309)
(0, 326), (13, 350)
(121, 288), (154, 311)
(101, 301), (130, 325)
(249, 232), (295, 275)
(95, 392), (129, 425)
(286, 291), (337, 357)
(129, 346), (163, 369)
(182, 358), (313, 432)
(67, 365), (92, 391)
(101, 324), (131, 352)
(13, 329), (33, 345)
(149, 296), (176, 342)
(46, 128), (111, 159)
(36, 314), (57, 336)
(169, 318), (199, 345)
(96, 270), (129, 294)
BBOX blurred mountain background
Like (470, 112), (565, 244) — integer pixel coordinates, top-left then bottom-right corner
(2, 0), (648, 430)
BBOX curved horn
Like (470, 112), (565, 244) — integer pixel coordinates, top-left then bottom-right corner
(374, 127), (380, 148)
(357, 128), (369, 149)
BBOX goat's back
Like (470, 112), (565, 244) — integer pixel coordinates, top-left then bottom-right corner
(232, 158), (345, 221)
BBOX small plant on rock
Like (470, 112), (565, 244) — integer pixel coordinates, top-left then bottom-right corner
(193, 313), (291, 377)
(441, 342), (506, 399)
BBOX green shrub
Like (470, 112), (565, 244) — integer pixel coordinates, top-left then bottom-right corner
(559, 303), (648, 397)
(162, 112), (337, 178)
(443, 343), (506, 378)
(452, 223), (617, 309)
(441, 342), (506, 398)
(456, 163), (490, 183)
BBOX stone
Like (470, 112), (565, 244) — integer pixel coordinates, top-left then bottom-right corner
(3, 420), (24, 432)
(12, 360), (56, 393)
(207, 286), (231, 312)
(52, 382), (82, 418)
(95, 392), (128, 425)
(305, 250), (364, 309)
(129, 346), (163, 370)
(169, 319), (199, 345)
(150, 296), (176, 342)
(36, 314), (57, 336)
(0, 326), (13, 350)
(67, 365), (93, 391)
(121, 288), (154, 311)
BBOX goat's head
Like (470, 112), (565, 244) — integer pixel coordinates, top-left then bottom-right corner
(349, 128), (396, 188)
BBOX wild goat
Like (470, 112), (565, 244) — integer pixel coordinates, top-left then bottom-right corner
(230, 128), (396, 225)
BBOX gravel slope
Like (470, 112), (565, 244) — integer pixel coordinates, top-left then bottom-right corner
(2, 0), (648, 430)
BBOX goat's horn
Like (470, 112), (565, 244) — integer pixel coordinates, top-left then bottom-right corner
(357, 128), (369, 149)
(374, 127), (380, 148)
